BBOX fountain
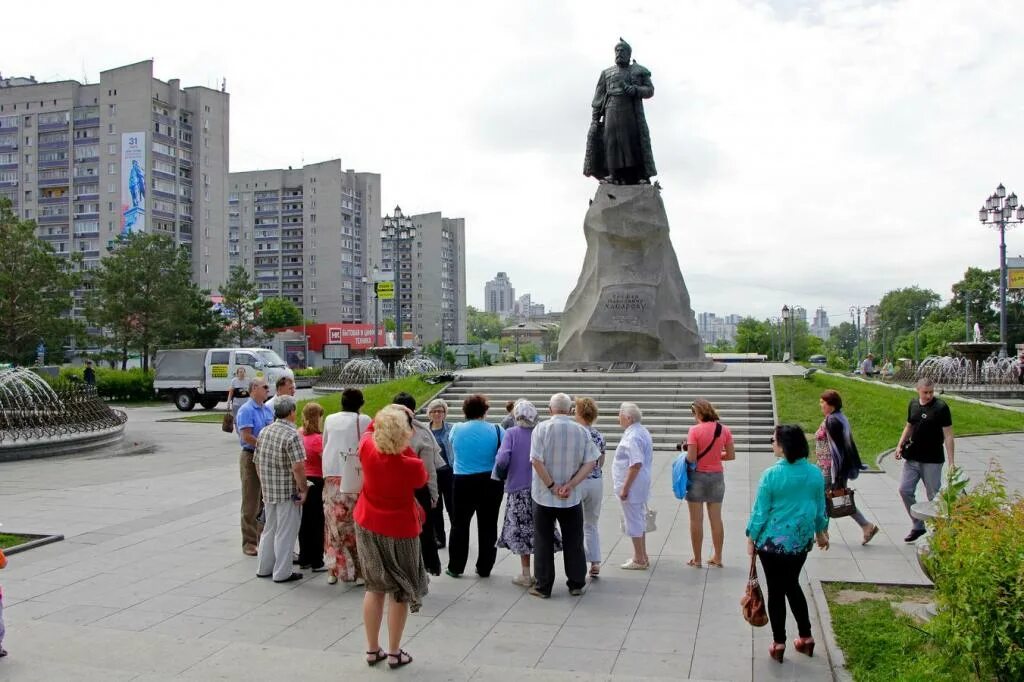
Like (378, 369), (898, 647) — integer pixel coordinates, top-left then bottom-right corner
(916, 349), (1021, 396)
(314, 353), (441, 393)
(0, 367), (127, 461)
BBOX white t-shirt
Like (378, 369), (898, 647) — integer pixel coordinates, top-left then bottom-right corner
(322, 411), (372, 478)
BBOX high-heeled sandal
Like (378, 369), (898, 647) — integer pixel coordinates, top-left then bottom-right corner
(794, 636), (815, 657)
(769, 642), (785, 663)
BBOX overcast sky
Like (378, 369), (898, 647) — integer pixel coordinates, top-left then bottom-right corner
(7, 0), (1023, 322)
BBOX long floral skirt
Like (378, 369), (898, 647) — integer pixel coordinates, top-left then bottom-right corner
(323, 476), (361, 582)
(497, 488), (562, 555)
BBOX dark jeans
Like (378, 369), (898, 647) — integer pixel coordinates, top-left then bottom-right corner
(430, 466), (455, 546)
(298, 476), (324, 568)
(415, 485), (441, 575)
(757, 550), (812, 644)
(447, 472), (504, 576)
(533, 502), (586, 596)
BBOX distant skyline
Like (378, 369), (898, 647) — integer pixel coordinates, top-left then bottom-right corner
(5, 0), (1022, 316)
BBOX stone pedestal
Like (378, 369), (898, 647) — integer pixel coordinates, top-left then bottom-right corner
(554, 185), (712, 369)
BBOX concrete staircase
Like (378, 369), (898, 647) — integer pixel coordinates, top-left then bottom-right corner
(424, 372), (774, 455)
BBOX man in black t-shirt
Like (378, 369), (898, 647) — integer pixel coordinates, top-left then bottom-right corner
(895, 377), (954, 543)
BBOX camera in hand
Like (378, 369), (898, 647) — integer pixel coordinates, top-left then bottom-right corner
(675, 443), (688, 452)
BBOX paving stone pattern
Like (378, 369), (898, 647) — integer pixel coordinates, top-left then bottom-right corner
(0, 364), (1018, 681)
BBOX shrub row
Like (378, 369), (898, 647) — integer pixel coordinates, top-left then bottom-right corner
(53, 367), (155, 402)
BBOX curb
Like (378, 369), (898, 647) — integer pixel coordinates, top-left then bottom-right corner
(2, 533), (64, 556)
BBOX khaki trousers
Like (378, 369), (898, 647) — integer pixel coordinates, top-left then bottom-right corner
(240, 449), (263, 547)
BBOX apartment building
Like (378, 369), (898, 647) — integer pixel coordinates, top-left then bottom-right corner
(378, 210), (467, 345)
(484, 271), (516, 319)
(0, 60), (230, 303)
(227, 160), (381, 323)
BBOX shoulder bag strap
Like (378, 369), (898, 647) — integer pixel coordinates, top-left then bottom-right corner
(695, 422), (723, 463)
(494, 423), (502, 451)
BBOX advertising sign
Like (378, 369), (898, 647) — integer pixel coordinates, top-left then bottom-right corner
(1009, 268), (1024, 290)
(376, 281), (395, 300)
(284, 342), (307, 369)
(328, 327), (343, 343)
(121, 132), (146, 234)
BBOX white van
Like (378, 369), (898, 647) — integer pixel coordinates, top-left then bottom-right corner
(154, 348), (294, 411)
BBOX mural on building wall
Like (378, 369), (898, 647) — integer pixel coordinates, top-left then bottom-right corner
(121, 132), (146, 234)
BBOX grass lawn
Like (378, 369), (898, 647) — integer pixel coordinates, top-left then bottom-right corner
(774, 373), (1023, 466)
(182, 375), (449, 425)
(824, 582), (969, 681)
(0, 533), (31, 549)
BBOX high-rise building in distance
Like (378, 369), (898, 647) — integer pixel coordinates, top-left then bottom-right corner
(485, 272), (516, 319)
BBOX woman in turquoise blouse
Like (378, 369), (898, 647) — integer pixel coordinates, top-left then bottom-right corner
(746, 425), (829, 663)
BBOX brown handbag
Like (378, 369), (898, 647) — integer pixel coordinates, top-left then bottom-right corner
(826, 486), (857, 518)
(221, 413), (234, 433)
(740, 553), (769, 627)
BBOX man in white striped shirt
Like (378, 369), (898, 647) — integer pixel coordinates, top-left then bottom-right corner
(529, 393), (599, 598)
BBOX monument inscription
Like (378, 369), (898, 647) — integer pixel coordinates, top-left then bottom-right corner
(591, 285), (656, 331)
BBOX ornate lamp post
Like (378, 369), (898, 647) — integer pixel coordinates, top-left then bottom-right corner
(381, 206), (416, 348)
(979, 183), (1024, 358)
(781, 305), (794, 361)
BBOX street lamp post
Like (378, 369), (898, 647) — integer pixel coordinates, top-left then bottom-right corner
(381, 206), (416, 348)
(769, 316), (780, 361)
(979, 183), (1024, 358)
(781, 305), (794, 362)
(909, 309), (922, 365)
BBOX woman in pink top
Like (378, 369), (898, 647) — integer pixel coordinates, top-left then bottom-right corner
(297, 402), (326, 571)
(683, 399), (735, 568)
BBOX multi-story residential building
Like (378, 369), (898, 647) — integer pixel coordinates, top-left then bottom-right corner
(0, 60), (230, 305)
(378, 209), (466, 345)
(811, 306), (831, 341)
(513, 293), (546, 320)
(484, 272), (516, 319)
(697, 312), (741, 345)
(226, 160), (381, 323)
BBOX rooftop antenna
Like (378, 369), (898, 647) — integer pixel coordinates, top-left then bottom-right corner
(81, 60), (90, 85)
(221, 77), (226, 93)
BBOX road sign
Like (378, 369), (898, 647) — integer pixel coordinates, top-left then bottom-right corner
(376, 281), (395, 300)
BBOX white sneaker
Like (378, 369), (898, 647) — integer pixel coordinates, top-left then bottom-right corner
(326, 574), (338, 585)
(511, 574), (535, 587)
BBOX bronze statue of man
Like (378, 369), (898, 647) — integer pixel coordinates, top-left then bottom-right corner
(584, 38), (657, 185)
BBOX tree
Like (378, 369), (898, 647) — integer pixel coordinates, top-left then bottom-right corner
(734, 318), (770, 355)
(0, 198), (81, 363)
(260, 297), (302, 330)
(828, 322), (858, 362)
(541, 325), (560, 361)
(219, 265), (262, 347)
(85, 232), (200, 371)
(466, 306), (504, 343)
(163, 283), (225, 349)
(876, 286), (942, 338)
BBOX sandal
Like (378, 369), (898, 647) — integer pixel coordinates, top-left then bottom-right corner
(589, 564), (601, 578)
(620, 559), (648, 570)
(707, 558), (723, 568)
(388, 649), (413, 669)
(686, 558), (703, 568)
(365, 648), (387, 666)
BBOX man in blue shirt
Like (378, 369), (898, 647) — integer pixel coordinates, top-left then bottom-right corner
(236, 379), (274, 555)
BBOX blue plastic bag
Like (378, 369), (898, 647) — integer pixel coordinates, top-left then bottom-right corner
(671, 453), (694, 500)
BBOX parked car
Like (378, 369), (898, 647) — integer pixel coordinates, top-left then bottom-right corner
(154, 348), (294, 411)
(808, 354), (827, 364)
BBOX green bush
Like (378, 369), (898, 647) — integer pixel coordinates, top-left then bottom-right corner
(924, 466), (1024, 681)
(292, 367), (322, 377)
(54, 367), (154, 401)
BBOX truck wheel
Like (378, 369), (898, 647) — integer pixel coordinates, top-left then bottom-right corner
(174, 390), (196, 411)
(199, 398), (219, 410)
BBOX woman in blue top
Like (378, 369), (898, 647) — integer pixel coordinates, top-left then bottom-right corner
(446, 394), (505, 578)
(746, 425), (829, 664)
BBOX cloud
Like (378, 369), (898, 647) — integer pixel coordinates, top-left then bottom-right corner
(6, 0), (1023, 322)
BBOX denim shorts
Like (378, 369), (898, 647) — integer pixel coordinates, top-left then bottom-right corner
(686, 471), (725, 503)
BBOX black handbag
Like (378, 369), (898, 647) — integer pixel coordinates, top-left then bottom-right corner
(826, 487), (857, 518)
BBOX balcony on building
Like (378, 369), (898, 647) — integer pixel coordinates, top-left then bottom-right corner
(39, 158), (70, 169)
(39, 139), (70, 150)
(153, 208), (176, 220)
(153, 189), (176, 202)
(37, 194), (69, 205)
(37, 176), (70, 187)
(38, 119), (69, 132)
(38, 214), (70, 224)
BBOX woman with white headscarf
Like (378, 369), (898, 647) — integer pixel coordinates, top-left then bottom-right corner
(494, 399), (561, 586)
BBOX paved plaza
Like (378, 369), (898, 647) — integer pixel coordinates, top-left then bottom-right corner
(0, 366), (1020, 681)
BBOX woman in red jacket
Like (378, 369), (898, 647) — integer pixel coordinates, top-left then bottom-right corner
(354, 405), (428, 670)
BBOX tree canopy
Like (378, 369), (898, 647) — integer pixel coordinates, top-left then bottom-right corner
(260, 297), (303, 330)
(219, 265), (263, 347)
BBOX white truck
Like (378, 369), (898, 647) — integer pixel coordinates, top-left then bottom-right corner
(154, 348), (294, 411)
